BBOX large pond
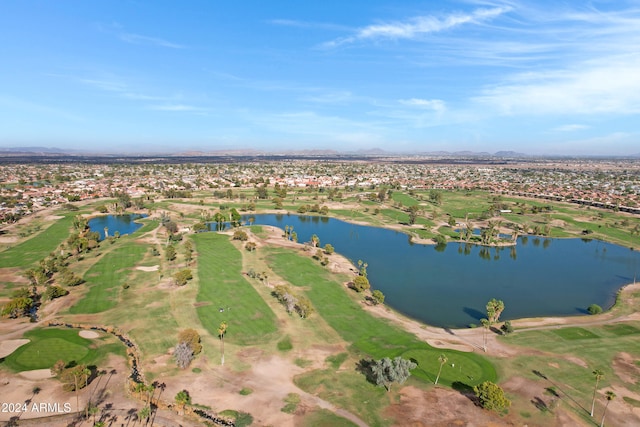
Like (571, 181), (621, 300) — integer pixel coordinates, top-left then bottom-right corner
(88, 214), (147, 240)
(241, 213), (640, 328)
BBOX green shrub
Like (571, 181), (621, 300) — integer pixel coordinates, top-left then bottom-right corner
(587, 304), (603, 315)
(351, 275), (370, 292)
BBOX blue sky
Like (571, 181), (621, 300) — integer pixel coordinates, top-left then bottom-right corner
(1, 0), (639, 155)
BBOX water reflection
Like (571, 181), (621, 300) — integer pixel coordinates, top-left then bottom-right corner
(232, 213), (640, 328)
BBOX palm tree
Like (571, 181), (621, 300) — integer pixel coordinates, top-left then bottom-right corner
(590, 369), (604, 417)
(218, 321), (228, 365)
(480, 318), (490, 352)
(486, 299), (505, 325)
(138, 406), (151, 423)
(435, 354), (448, 385)
(600, 391), (616, 427)
(175, 390), (191, 414)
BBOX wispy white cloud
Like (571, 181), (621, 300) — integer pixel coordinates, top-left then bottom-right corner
(303, 91), (355, 104)
(474, 54), (640, 115)
(80, 77), (171, 101)
(552, 124), (590, 132)
(118, 32), (185, 49)
(322, 6), (511, 48)
(399, 98), (446, 112)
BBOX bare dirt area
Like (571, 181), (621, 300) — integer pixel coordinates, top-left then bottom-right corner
(612, 352), (640, 385)
(0, 353), (198, 426)
(385, 385), (516, 427)
(160, 350), (368, 427)
(0, 267), (29, 285)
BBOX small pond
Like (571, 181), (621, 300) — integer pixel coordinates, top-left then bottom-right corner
(241, 213), (640, 328)
(88, 214), (147, 240)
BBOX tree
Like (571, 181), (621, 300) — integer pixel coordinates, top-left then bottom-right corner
(407, 205), (420, 225)
(474, 381), (511, 412)
(272, 285), (297, 313)
(429, 190), (443, 205)
(177, 329), (202, 355)
(352, 275), (370, 292)
(600, 391), (615, 427)
(588, 304), (603, 315)
(213, 212), (226, 231)
(323, 243), (335, 255)
(591, 369), (604, 417)
(184, 240), (194, 264)
(500, 320), (514, 335)
(311, 234), (320, 247)
(230, 208), (242, 227)
(218, 321), (228, 365)
(165, 245), (176, 261)
(175, 390), (191, 413)
(371, 290), (385, 305)
(138, 406), (151, 422)
(58, 269), (83, 286)
(174, 342), (194, 369)
(435, 354), (448, 385)
(295, 297), (314, 319)
(480, 318), (490, 352)
(57, 364), (90, 413)
(43, 285), (69, 301)
(486, 299), (505, 325)
(371, 357), (417, 392)
(173, 269), (193, 286)
(233, 229), (248, 241)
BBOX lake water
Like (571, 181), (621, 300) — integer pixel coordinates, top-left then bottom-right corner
(88, 214), (147, 240)
(242, 213), (640, 328)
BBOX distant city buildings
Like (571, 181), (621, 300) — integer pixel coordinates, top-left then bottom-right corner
(1, 158), (639, 222)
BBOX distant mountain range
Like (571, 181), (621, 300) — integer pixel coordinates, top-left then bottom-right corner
(1, 146), (638, 159)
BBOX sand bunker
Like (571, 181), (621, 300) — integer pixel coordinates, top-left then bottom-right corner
(0, 339), (30, 358)
(136, 265), (159, 272)
(79, 330), (100, 339)
(426, 339), (473, 352)
(19, 369), (54, 380)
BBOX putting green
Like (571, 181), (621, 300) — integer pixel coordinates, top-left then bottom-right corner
(2, 328), (95, 372)
(14, 338), (89, 370)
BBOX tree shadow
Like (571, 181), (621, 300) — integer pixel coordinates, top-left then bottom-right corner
(443, 328), (455, 335)
(531, 396), (549, 412)
(489, 326), (502, 335)
(575, 307), (589, 315)
(463, 307), (485, 322)
(452, 381), (479, 406)
(531, 369), (588, 414)
(533, 369), (548, 380)
(356, 359), (376, 385)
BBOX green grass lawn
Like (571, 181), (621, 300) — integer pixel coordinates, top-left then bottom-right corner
(295, 368), (391, 427)
(552, 327), (600, 340)
(192, 233), (278, 345)
(266, 247), (496, 388)
(68, 242), (147, 314)
(2, 327), (124, 371)
(390, 192), (420, 207)
(500, 321), (640, 418)
(302, 408), (359, 427)
(0, 213), (75, 268)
